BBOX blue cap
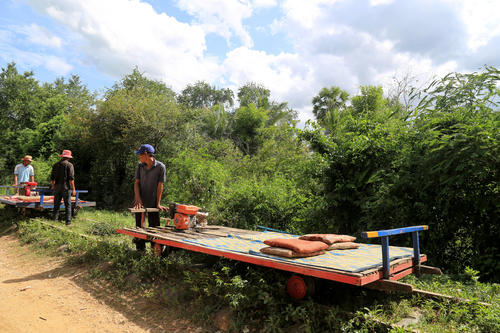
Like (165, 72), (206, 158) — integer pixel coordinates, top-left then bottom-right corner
(135, 144), (155, 154)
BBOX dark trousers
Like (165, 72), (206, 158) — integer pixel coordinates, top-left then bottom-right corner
(53, 190), (72, 223)
(134, 212), (160, 251)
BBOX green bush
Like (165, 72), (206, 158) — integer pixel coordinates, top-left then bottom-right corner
(166, 148), (231, 207)
(301, 67), (500, 279)
(87, 221), (117, 236)
(217, 175), (310, 232)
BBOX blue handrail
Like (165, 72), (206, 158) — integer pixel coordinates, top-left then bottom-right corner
(256, 225), (294, 235)
(362, 225), (428, 279)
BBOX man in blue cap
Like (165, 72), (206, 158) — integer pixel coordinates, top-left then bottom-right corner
(133, 144), (167, 251)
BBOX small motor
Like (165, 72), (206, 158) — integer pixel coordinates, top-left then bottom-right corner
(169, 203), (199, 230)
(24, 181), (38, 196)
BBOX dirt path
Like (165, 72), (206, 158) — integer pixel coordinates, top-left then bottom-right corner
(0, 226), (203, 333)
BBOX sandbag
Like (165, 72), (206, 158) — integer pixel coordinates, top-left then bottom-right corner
(263, 238), (329, 254)
(260, 246), (325, 258)
(298, 234), (356, 245)
(326, 242), (360, 250)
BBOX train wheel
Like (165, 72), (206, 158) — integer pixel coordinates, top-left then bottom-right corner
(286, 275), (315, 300)
(153, 243), (163, 256)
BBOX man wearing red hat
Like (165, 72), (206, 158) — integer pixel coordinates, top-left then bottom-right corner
(50, 150), (76, 225)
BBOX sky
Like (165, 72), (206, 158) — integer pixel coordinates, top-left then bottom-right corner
(1, 0), (499, 122)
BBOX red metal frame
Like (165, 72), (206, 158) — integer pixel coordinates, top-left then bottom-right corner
(117, 228), (427, 286)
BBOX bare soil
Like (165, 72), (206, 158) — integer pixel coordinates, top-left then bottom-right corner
(0, 226), (204, 333)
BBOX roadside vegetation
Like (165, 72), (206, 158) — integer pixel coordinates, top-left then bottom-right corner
(0, 208), (498, 332)
(0, 62), (498, 331)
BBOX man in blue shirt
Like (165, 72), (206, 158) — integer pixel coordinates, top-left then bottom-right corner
(14, 155), (35, 195)
(133, 144), (167, 251)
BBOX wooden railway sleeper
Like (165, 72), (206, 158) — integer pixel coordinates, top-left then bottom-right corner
(365, 279), (491, 306)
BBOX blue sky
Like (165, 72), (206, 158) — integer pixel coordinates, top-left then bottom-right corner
(1, 0), (499, 122)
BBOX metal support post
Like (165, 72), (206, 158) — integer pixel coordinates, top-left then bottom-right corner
(412, 231), (421, 276)
(381, 236), (390, 279)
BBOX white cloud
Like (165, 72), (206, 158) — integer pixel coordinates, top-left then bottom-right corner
(222, 47), (313, 106)
(252, 0), (278, 8)
(370, 0), (395, 5)
(28, 0), (220, 90)
(455, 0), (500, 51)
(0, 42), (72, 76)
(277, 1), (488, 91)
(21, 23), (62, 48)
(44, 55), (73, 74)
(0, 23), (71, 75)
(176, 0), (254, 47)
(282, 0), (339, 29)
(12, 0), (499, 125)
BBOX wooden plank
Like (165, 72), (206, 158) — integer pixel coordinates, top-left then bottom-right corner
(128, 208), (161, 213)
(419, 265), (442, 275)
(365, 279), (414, 293)
(360, 255), (427, 276)
(122, 227), (214, 242)
(359, 257), (428, 286)
(412, 289), (491, 307)
(390, 266), (416, 281)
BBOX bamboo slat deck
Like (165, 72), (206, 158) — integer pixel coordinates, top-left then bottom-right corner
(117, 225), (427, 286)
(0, 194), (96, 209)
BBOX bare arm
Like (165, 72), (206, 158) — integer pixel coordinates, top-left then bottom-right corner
(69, 180), (76, 196)
(156, 182), (168, 211)
(29, 175), (34, 182)
(133, 179), (143, 209)
(13, 174), (18, 186)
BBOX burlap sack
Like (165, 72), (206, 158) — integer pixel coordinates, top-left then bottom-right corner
(263, 238), (329, 253)
(260, 246), (325, 258)
(326, 242), (360, 250)
(299, 234), (356, 245)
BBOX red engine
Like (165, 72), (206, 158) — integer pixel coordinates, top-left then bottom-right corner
(170, 203), (199, 230)
(24, 181), (38, 196)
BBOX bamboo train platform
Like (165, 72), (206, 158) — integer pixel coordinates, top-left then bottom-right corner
(116, 224), (436, 288)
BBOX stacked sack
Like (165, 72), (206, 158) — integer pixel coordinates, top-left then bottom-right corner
(299, 234), (359, 250)
(260, 234), (359, 258)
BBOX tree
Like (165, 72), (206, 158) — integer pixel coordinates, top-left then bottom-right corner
(233, 104), (268, 154)
(311, 86), (349, 123)
(386, 71), (422, 120)
(301, 67), (500, 281)
(201, 104), (234, 139)
(416, 65), (500, 114)
(0, 63), (40, 133)
(77, 69), (182, 207)
(237, 82), (270, 109)
(266, 101), (297, 126)
(178, 81), (234, 109)
(350, 85), (387, 117)
(107, 67), (175, 98)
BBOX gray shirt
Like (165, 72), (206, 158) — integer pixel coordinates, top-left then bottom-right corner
(135, 159), (166, 208)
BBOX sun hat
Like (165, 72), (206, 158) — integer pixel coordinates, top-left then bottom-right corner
(135, 144), (155, 154)
(22, 155), (33, 162)
(60, 150), (73, 158)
